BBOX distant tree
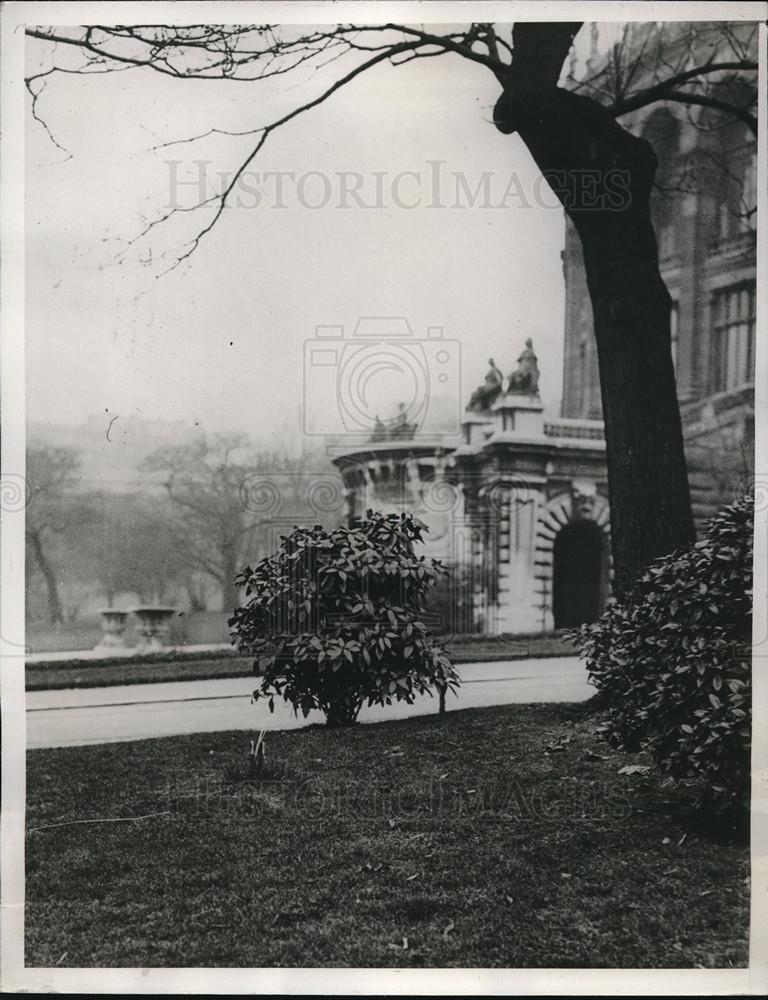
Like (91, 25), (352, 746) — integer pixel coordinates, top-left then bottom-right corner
(184, 571), (212, 612)
(72, 492), (192, 606)
(141, 434), (265, 611)
(141, 435), (344, 611)
(26, 445), (79, 624)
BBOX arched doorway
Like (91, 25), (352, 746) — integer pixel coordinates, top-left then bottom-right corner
(552, 520), (604, 628)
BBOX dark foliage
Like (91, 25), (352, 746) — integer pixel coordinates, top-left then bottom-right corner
(570, 494), (752, 812)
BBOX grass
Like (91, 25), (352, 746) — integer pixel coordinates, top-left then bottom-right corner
(25, 652), (246, 691)
(25, 702), (749, 968)
(25, 633), (576, 691)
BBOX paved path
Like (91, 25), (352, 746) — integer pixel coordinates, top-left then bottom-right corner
(26, 657), (593, 750)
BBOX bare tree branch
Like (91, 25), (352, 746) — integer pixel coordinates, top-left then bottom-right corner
(26, 20), (757, 273)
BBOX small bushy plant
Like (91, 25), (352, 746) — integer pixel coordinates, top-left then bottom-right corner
(569, 494), (752, 812)
(229, 510), (459, 726)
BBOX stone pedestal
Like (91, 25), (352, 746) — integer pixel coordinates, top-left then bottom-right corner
(461, 411), (496, 447)
(492, 393), (545, 437)
(95, 610), (129, 651)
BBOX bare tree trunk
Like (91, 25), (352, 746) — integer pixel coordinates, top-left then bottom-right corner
(578, 213), (695, 595)
(186, 577), (207, 612)
(27, 529), (64, 625)
(494, 23), (695, 595)
(220, 541), (239, 613)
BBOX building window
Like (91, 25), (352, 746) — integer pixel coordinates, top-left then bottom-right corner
(670, 301), (679, 374)
(712, 284), (755, 392)
(718, 146), (757, 241)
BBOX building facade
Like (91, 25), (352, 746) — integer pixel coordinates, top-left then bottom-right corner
(562, 22), (757, 528)
(334, 346), (612, 635)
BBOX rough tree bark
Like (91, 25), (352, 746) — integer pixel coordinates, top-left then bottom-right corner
(27, 528), (64, 625)
(494, 23), (696, 596)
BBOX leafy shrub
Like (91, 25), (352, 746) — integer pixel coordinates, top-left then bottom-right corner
(229, 511), (459, 726)
(569, 494), (752, 812)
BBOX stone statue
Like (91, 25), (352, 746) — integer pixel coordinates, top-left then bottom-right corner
(390, 402), (416, 440)
(371, 415), (387, 442)
(571, 478), (598, 520)
(508, 338), (540, 395)
(370, 403), (417, 442)
(467, 358), (504, 412)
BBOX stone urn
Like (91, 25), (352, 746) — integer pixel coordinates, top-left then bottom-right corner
(132, 607), (177, 652)
(95, 609), (129, 650)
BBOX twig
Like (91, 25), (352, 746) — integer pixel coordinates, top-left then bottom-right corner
(28, 811), (172, 834)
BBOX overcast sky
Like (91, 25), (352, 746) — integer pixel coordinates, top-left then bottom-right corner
(26, 24), (572, 450)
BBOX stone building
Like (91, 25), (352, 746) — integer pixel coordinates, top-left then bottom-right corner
(334, 343), (612, 635)
(333, 22), (756, 635)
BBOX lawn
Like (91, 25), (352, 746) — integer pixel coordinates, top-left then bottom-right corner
(25, 702), (749, 968)
(25, 633), (576, 691)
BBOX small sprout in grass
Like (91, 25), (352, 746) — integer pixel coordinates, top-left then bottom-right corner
(249, 731), (266, 775)
(442, 919), (455, 940)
